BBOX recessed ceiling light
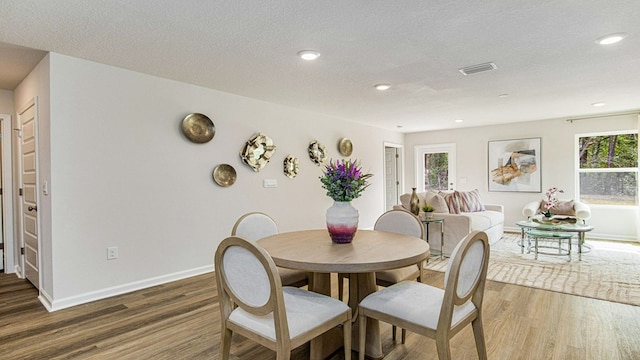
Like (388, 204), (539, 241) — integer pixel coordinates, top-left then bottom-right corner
(454, 119), (464, 123)
(498, 93), (510, 98)
(374, 84), (391, 91)
(297, 50), (321, 60)
(396, 125), (403, 128)
(592, 102), (606, 107)
(595, 33), (627, 45)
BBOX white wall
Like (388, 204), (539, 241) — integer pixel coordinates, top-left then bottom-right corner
(28, 53), (401, 310)
(0, 89), (13, 112)
(404, 114), (639, 241)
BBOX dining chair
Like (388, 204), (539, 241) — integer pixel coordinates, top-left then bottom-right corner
(358, 230), (490, 360)
(232, 212), (310, 288)
(215, 236), (352, 360)
(338, 209), (425, 341)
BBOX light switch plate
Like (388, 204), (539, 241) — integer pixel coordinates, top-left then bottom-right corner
(263, 179), (277, 188)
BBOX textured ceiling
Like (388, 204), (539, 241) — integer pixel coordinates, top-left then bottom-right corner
(1, 0), (639, 132)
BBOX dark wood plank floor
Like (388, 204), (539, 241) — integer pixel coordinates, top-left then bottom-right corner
(1, 270), (639, 359)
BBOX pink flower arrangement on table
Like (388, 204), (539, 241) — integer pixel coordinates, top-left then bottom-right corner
(542, 187), (564, 216)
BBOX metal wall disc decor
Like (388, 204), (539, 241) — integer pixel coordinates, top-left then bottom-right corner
(283, 155), (299, 178)
(212, 164), (237, 187)
(181, 113), (215, 143)
(240, 133), (276, 172)
(308, 140), (327, 165)
(338, 138), (353, 156)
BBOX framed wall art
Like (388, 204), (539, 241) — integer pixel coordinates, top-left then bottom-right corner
(488, 137), (541, 192)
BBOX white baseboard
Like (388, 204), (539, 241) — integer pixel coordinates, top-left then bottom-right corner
(44, 265), (213, 312)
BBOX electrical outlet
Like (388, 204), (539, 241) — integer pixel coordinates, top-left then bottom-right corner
(107, 246), (118, 260)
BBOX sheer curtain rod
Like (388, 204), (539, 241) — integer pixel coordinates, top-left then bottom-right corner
(566, 111), (640, 123)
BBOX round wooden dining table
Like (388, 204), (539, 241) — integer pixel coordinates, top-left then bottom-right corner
(259, 229), (430, 360)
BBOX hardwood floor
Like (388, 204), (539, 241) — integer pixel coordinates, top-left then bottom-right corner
(1, 270), (639, 359)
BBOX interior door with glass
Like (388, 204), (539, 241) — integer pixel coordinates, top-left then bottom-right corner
(415, 144), (456, 192)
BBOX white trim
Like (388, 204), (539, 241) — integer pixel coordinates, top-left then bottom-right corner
(44, 265), (213, 312)
(0, 114), (15, 274)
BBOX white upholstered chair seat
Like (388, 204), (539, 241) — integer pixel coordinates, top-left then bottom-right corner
(359, 281), (477, 331)
(375, 265), (421, 285)
(229, 286), (350, 341)
(277, 268), (310, 287)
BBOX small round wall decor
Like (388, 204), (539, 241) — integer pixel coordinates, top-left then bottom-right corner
(181, 113), (215, 143)
(308, 140), (327, 165)
(283, 155), (299, 178)
(338, 138), (353, 156)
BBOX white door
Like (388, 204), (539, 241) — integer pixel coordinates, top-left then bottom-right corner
(19, 100), (39, 288)
(415, 143), (456, 192)
(384, 145), (403, 210)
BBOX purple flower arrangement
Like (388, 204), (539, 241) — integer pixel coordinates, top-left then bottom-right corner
(320, 159), (372, 202)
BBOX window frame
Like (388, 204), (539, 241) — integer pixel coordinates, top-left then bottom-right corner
(575, 130), (638, 207)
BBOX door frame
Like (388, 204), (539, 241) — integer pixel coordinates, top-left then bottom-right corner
(414, 143), (457, 192)
(0, 114), (15, 273)
(383, 142), (404, 211)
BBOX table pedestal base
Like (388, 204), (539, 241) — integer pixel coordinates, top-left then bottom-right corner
(309, 272), (383, 360)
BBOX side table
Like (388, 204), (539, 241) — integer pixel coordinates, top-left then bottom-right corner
(422, 217), (445, 259)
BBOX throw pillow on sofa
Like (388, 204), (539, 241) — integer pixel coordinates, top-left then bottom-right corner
(439, 189), (485, 214)
(425, 191), (449, 213)
(439, 191), (461, 214)
(538, 199), (575, 216)
(456, 189), (486, 212)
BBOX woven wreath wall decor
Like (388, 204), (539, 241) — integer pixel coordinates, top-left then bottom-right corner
(240, 133), (276, 172)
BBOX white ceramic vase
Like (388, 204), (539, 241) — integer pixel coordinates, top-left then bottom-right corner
(326, 201), (359, 243)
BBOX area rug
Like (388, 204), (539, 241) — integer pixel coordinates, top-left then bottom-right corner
(424, 233), (640, 306)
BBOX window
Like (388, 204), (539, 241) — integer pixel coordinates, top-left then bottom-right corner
(577, 132), (638, 206)
(424, 152), (449, 190)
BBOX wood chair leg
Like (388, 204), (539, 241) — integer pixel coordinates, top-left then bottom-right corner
(338, 274), (347, 301)
(436, 336), (452, 360)
(472, 317), (488, 360)
(401, 328), (407, 344)
(220, 327), (232, 360)
(359, 314), (367, 360)
(392, 325), (396, 340)
(343, 317), (352, 360)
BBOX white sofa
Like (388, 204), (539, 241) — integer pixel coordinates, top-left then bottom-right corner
(394, 190), (504, 256)
(522, 199), (591, 224)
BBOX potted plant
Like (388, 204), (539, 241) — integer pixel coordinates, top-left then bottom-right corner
(320, 159), (372, 243)
(421, 204), (435, 219)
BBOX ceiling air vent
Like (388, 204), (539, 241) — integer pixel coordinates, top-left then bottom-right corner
(458, 62), (497, 76)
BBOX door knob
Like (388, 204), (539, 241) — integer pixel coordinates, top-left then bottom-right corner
(28, 205), (37, 212)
